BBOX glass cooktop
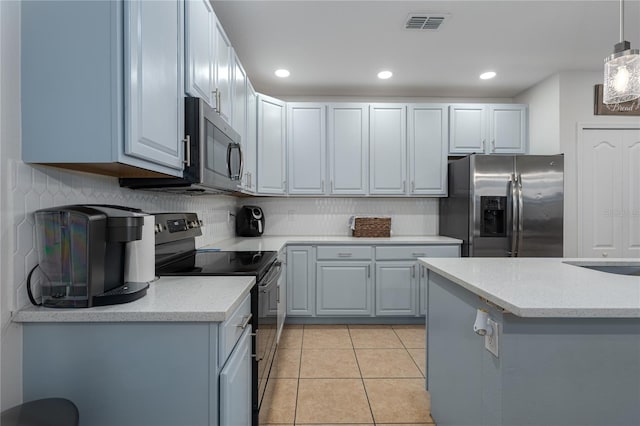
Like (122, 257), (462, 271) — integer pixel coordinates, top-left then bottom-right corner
(156, 250), (278, 281)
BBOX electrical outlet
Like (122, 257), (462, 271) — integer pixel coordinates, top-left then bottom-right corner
(485, 319), (499, 357)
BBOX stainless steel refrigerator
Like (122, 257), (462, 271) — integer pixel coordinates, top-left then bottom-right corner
(439, 154), (564, 257)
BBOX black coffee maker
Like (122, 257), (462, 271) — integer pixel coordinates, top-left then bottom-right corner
(235, 206), (265, 237)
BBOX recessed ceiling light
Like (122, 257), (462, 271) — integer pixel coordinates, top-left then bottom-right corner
(275, 69), (290, 78)
(377, 70), (393, 80)
(480, 71), (497, 80)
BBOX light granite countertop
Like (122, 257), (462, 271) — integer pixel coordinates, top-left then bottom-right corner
(205, 235), (462, 252)
(419, 257), (640, 318)
(13, 275), (255, 323)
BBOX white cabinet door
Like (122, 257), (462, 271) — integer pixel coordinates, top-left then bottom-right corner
(287, 103), (326, 194)
(580, 128), (640, 258)
(316, 262), (373, 316)
(375, 261), (417, 316)
(219, 327), (252, 426)
(489, 104), (527, 154)
(287, 246), (315, 316)
(184, 0), (214, 105)
(242, 81), (257, 193)
(369, 104), (407, 195)
(408, 104), (448, 195)
(232, 51), (247, 145)
(328, 104), (369, 195)
(448, 104), (487, 154)
(257, 94), (287, 194)
(124, 0), (184, 173)
(213, 17), (232, 124)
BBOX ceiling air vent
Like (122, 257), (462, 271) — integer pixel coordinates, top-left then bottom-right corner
(404, 13), (449, 31)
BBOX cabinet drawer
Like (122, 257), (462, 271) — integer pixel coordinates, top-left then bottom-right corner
(375, 245), (459, 260)
(316, 246), (373, 260)
(219, 293), (252, 367)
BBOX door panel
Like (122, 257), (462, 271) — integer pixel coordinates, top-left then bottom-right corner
(622, 131), (640, 257)
(328, 105), (369, 194)
(316, 262), (372, 316)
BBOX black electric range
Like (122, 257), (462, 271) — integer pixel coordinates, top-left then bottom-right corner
(156, 250), (278, 280)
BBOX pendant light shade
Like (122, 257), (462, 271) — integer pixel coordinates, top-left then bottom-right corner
(603, 0), (640, 104)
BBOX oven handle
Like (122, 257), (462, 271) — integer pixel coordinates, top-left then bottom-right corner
(237, 313), (253, 329)
(258, 261), (282, 293)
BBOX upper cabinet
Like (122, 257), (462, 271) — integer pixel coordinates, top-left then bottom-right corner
(449, 104), (528, 155)
(369, 104), (407, 195)
(184, 0), (215, 106)
(22, 0), (185, 178)
(408, 105), (448, 195)
(242, 81), (258, 193)
(257, 94), (287, 195)
(287, 103), (327, 195)
(327, 104), (369, 195)
(213, 17), (233, 124)
(232, 51), (247, 145)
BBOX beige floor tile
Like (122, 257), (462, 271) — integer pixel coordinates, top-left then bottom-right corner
(349, 328), (404, 348)
(302, 327), (353, 349)
(364, 378), (431, 424)
(259, 378), (298, 424)
(378, 422), (435, 425)
(270, 348), (301, 378)
(348, 324), (392, 329)
(296, 379), (374, 424)
(394, 328), (426, 349)
(300, 349), (360, 378)
(356, 349), (423, 378)
(407, 348), (426, 377)
(283, 323), (303, 329)
(391, 324), (425, 329)
(303, 324), (348, 329)
(279, 328), (303, 349)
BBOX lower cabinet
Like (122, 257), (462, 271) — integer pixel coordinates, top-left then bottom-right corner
(286, 246), (315, 316)
(375, 261), (417, 316)
(219, 326), (252, 426)
(316, 261), (373, 316)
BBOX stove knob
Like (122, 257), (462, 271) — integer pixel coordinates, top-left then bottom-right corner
(155, 224), (163, 233)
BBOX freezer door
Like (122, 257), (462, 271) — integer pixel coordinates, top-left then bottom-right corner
(515, 155), (564, 257)
(470, 155), (515, 257)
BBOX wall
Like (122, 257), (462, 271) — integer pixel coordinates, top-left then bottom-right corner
(247, 197), (439, 236)
(514, 74), (561, 154)
(0, 1), (237, 409)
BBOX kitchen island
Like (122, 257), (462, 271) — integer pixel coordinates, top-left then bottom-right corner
(419, 257), (640, 426)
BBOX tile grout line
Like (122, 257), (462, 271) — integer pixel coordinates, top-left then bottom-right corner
(292, 325), (306, 425)
(347, 324), (378, 425)
(393, 326), (426, 379)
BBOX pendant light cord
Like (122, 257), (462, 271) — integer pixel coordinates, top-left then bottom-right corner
(619, 0), (624, 43)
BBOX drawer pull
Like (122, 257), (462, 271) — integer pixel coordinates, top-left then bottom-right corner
(337, 253), (353, 257)
(412, 253), (427, 257)
(237, 313), (253, 329)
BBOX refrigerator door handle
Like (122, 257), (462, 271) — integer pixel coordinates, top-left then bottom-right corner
(508, 173), (518, 257)
(516, 173), (524, 256)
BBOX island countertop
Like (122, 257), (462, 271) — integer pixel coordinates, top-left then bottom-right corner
(419, 257), (640, 318)
(13, 275), (255, 323)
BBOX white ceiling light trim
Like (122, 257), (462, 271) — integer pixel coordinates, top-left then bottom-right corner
(603, 0), (640, 104)
(378, 70), (393, 80)
(480, 71), (497, 80)
(274, 69), (290, 78)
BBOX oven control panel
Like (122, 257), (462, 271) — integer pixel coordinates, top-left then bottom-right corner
(153, 213), (203, 244)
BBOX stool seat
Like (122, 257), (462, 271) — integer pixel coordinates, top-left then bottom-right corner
(1, 398), (79, 426)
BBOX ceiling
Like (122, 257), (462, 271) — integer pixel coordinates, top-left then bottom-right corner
(212, 1), (640, 99)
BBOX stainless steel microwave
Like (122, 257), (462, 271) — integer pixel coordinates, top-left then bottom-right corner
(120, 97), (243, 194)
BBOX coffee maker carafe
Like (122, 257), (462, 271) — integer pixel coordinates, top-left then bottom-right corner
(235, 206), (265, 237)
(33, 205), (152, 308)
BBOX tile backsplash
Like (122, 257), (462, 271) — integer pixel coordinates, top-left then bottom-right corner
(8, 161), (237, 312)
(247, 197), (439, 236)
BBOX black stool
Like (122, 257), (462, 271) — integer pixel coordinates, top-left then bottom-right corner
(1, 398), (79, 426)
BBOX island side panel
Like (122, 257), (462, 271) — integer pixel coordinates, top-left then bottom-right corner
(23, 322), (216, 426)
(427, 271), (502, 426)
(501, 317), (640, 426)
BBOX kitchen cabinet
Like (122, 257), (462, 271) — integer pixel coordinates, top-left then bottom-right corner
(219, 327), (252, 426)
(276, 250), (287, 342)
(257, 94), (287, 194)
(232, 51), (247, 148)
(375, 262), (417, 316)
(184, 0), (215, 106)
(449, 104), (527, 155)
(408, 104), (448, 195)
(287, 103), (327, 195)
(213, 17), (233, 124)
(369, 104), (407, 195)
(328, 104), (369, 195)
(316, 261), (373, 316)
(579, 128), (640, 258)
(286, 246), (315, 316)
(22, 0), (185, 178)
(242, 81), (258, 192)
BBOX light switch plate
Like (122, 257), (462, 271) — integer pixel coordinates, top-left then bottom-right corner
(485, 319), (499, 357)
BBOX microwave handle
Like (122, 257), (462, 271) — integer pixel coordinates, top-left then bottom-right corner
(238, 143), (244, 181)
(227, 143), (243, 181)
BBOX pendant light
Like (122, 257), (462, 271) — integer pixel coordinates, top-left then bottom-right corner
(603, 0), (640, 104)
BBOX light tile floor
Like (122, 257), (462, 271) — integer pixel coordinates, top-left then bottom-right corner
(260, 324), (435, 425)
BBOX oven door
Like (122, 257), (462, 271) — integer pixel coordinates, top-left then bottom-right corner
(256, 260), (282, 418)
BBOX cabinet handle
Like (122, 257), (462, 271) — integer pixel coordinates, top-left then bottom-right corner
(411, 181), (415, 192)
(403, 180), (406, 192)
(491, 139), (496, 152)
(602, 253), (608, 258)
(321, 180), (325, 192)
(237, 313), (253, 329)
(412, 265), (416, 278)
(276, 285), (280, 303)
(337, 253), (352, 257)
(249, 172), (253, 189)
(331, 180), (334, 192)
(412, 253), (426, 257)
(367, 264), (371, 278)
(183, 135), (191, 166)
(421, 265), (425, 278)
(212, 89), (220, 114)
(482, 139), (486, 152)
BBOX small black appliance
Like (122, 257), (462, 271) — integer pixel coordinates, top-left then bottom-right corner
(236, 206), (265, 237)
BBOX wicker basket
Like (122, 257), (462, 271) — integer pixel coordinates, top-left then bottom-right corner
(352, 217), (391, 238)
